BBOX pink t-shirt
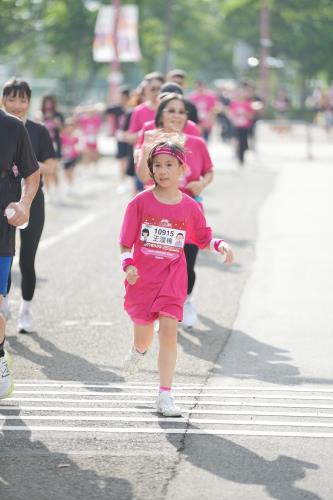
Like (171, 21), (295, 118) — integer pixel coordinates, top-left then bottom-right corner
(189, 91), (217, 129)
(78, 114), (102, 148)
(180, 135), (213, 195)
(139, 119), (201, 142)
(229, 100), (254, 128)
(119, 189), (213, 323)
(136, 132), (213, 198)
(128, 102), (156, 134)
(60, 134), (79, 161)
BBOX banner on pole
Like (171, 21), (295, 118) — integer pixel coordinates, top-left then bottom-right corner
(93, 5), (141, 63)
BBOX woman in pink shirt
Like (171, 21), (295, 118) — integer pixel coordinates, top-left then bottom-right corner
(228, 87), (255, 165)
(137, 94), (214, 329)
(120, 142), (233, 416)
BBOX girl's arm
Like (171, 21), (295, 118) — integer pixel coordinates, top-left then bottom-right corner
(136, 144), (151, 183)
(206, 238), (234, 264)
(186, 171), (214, 197)
(120, 245), (140, 285)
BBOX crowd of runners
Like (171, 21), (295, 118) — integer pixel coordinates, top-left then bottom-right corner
(0, 68), (270, 415)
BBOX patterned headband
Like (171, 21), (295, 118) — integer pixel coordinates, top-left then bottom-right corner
(150, 145), (186, 165)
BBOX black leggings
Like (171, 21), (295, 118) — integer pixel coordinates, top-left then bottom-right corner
(184, 243), (199, 295)
(236, 127), (249, 164)
(7, 189), (45, 301)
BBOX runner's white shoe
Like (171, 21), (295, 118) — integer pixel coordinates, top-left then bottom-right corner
(18, 301), (33, 334)
(182, 295), (198, 329)
(156, 391), (182, 417)
(0, 351), (14, 399)
(123, 346), (146, 377)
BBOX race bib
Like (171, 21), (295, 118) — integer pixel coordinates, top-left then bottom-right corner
(140, 216), (186, 259)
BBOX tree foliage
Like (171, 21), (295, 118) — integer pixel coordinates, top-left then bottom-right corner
(0, 0), (332, 103)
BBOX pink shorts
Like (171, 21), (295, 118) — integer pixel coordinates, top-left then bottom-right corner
(125, 302), (183, 325)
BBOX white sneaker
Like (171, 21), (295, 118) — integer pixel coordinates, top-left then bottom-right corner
(156, 391), (182, 417)
(0, 351), (14, 399)
(123, 346), (146, 377)
(182, 295), (198, 329)
(18, 301), (33, 333)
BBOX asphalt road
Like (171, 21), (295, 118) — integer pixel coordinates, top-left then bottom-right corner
(1, 123), (332, 500)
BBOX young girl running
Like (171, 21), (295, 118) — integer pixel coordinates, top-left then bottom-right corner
(119, 141), (233, 416)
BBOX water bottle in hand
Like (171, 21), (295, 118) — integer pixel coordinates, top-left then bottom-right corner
(5, 207), (28, 229)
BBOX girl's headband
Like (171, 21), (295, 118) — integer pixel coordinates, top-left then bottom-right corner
(150, 144), (186, 165)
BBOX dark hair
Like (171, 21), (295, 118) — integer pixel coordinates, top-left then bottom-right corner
(2, 78), (32, 100)
(120, 85), (130, 97)
(145, 72), (165, 84)
(154, 93), (187, 128)
(147, 141), (186, 183)
(142, 228), (149, 235)
(159, 82), (183, 98)
(41, 95), (57, 114)
(176, 232), (184, 238)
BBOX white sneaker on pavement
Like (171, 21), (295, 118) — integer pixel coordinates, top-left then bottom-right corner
(156, 391), (182, 417)
(123, 346), (146, 377)
(182, 295), (198, 329)
(18, 300), (33, 334)
(0, 351), (14, 399)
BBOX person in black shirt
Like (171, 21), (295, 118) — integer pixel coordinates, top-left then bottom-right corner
(2, 78), (56, 333)
(0, 102), (40, 398)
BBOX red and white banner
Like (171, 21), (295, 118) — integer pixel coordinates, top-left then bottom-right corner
(93, 5), (141, 63)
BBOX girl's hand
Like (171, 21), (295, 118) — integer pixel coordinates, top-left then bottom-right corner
(185, 180), (205, 197)
(126, 265), (140, 285)
(219, 244), (234, 265)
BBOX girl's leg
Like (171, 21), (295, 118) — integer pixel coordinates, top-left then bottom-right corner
(158, 315), (178, 388)
(156, 315), (182, 416)
(133, 322), (154, 353)
(123, 322), (154, 377)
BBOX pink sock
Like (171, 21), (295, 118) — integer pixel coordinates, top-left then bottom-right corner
(159, 386), (171, 392)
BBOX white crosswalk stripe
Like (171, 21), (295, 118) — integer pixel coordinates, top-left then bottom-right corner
(1, 381), (333, 438)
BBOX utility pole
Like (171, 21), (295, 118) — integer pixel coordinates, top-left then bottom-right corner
(162, 0), (173, 75)
(259, 0), (271, 105)
(109, 0), (122, 103)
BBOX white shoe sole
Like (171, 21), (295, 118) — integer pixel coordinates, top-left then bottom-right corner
(157, 406), (183, 417)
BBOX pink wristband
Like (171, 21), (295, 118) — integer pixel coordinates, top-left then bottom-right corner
(122, 258), (134, 272)
(210, 238), (225, 252)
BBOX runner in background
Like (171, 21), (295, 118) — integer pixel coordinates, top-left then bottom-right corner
(228, 85), (255, 165)
(60, 118), (81, 192)
(166, 69), (199, 124)
(2, 78), (56, 333)
(189, 80), (218, 142)
(136, 94), (214, 329)
(75, 104), (103, 170)
(40, 95), (63, 200)
(126, 72), (164, 146)
(105, 86), (132, 194)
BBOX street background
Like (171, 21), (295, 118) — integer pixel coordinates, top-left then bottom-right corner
(1, 123), (332, 500)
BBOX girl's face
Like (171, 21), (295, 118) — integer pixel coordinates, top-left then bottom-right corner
(43, 99), (55, 112)
(152, 154), (185, 188)
(162, 99), (187, 132)
(3, 92), (30, 119)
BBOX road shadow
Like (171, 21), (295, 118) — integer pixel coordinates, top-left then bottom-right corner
(0, 409), (133, 500)
(6, 332), (123, 390)
(158, 422), (321, 500)
(179, 314), (333, 386)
